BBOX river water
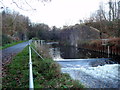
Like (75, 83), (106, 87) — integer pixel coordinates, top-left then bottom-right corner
(48, 44), (120, 88)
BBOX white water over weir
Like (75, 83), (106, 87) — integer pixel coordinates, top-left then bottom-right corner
(54, 58), (120, 88)
(61, 64), (120, 88)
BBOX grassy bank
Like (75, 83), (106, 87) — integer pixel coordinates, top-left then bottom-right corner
(2, 45), (85, 88)
(0, 41), (26, 50)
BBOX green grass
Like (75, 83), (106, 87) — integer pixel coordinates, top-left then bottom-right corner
(0, 41), (27, 50)
(2, 45), (85, 88)
(2, 46), (29, 88)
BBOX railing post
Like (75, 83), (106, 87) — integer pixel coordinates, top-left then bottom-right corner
(29, 40), (34, 89)
(108, 46), (110, 58)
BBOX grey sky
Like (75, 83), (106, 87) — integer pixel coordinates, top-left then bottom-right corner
(1, 0), (109, 27)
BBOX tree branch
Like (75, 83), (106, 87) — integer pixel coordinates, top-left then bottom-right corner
(0, 1), (6, 8)
(12, 0), (29, 11)
(24, 0), (36, 10)
(12, 0), (36, 11)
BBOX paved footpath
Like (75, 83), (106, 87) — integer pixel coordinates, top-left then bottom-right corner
(0, 41), (29, 66)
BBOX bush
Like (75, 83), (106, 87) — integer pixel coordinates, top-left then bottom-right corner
(2, 34), (12, 46)
(32, 59), (61, 80)
(32, 37), (40, 40)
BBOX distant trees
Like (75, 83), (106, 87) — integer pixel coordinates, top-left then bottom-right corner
(108, 0), (119, 21)
(50, 26), (60, 41)
(60, 25), (101, 46)
(84, 0), (120, 37)
(1, 8), (61, 45)
(27, 23), (51, 40)
(1, 0), (62, 46)
(2, 10), (30, 41)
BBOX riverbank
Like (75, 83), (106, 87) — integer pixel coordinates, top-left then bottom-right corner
(2, 45), (84, 88)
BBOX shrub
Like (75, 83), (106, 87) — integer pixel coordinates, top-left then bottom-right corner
(2, 34), (12, 46)
(32, 37), (40, 40)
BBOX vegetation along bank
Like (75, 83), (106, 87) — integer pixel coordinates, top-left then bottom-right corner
(2, 45), (85, 88)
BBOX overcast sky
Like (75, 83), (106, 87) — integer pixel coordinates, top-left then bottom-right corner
(1, 0), (109, 28)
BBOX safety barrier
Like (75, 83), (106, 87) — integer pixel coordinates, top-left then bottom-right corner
(29, 40), (44, 89)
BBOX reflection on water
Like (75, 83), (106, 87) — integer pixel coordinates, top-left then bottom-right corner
(49, 44), (119, 66)
(60, 46), (109, 59)
(50, 45), (111, 59)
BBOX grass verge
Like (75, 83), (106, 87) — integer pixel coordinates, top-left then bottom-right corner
(2, 45), (85, 88)
(0, 41), (26, 50)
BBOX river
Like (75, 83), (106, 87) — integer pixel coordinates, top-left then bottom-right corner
(48, 44), (120, 88)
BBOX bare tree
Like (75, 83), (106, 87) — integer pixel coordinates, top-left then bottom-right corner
(118, 1), (120, 19)
(108, 0), (119, 21)
(0, 0), (51, 11)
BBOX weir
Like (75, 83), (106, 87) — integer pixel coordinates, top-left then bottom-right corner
(54, 58), (111, 62)
(32, 40), (120, 88)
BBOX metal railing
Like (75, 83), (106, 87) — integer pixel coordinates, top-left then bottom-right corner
(29, 41), (34, 89)
(31, 46), (44, 60)
(29, 40), (44, 89)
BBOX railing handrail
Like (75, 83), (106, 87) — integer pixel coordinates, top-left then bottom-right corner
(29, 40), (45, 89)
(29, 41), (34, 89)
